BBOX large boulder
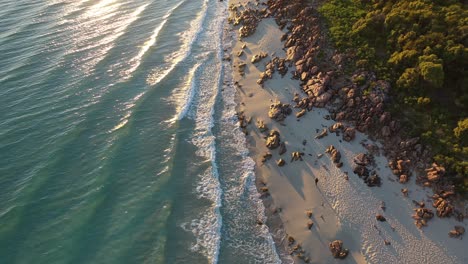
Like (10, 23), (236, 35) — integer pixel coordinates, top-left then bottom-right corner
(343, 127), (356, 141)
(266, 130), (281, 149)
(329, 240), (348, 259)
(268, 102), (292, 121)
(426, 163), (445, 182)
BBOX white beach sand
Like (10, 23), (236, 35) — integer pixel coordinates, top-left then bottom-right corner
(227, 1), (468, 263)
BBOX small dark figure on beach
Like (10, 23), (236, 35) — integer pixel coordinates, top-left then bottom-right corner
(315, 178), (319, 186)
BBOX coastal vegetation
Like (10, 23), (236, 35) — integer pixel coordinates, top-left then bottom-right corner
(319, 0), (468, 192)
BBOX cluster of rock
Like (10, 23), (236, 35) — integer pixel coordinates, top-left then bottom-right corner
(291, 151), (304, 162)
(228, 4), (268, 38)
(237, 111), (251, 135)
(251, 52), (268, 64)
(426, 163), (445, 183)
(388, 158), (411, 184)
(412, 207), (434, 228)
(325, 145), (342, 168)
(329, 240), (349, 259)
(293, 93), (313, 111)
(353, 153), (381, 187)
(258, 57), (287, 85)
(432, 194), (454, 218)
(256, 119), (268, 132)
(287, 236), (310, 263)
(328, 122), (356, 142)
(268, 101), (292, 121)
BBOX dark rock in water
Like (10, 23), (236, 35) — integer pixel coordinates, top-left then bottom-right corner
(278, 142), (287, 155)
(376, 214), (386, 222)
(329, 240), (348, 259)
(302, 139), (307, 145)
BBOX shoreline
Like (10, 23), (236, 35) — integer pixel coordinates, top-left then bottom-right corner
(226, 0), (467, 263)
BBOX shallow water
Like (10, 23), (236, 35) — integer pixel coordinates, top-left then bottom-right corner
(0, 0), (279, 263)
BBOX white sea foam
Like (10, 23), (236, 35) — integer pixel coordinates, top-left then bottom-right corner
(216, 10), (284, 263)
(146, 0), (209, 86)
(121, 0), (186, 79)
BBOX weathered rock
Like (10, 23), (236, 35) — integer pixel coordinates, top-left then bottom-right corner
(268, 101), (292, 121)
(296, 109), (306, 118)
(413, 208), (434, 222)
(257, 120), (268, 132)
(291, 151), (304, 162)
(266, 130), (281, 149)
(433, 197), (453, 217)
(449, 226), (465, 238)
(329, 122), (344, 133)
(376, 214), (386, 222)
(354, 153), (371, 166)
(329, 240), (348, 259)
(277, 158), (286, 167)
(307, 220), (314, 229)
(326, 145), (341, 164)
(251, 52), (268, 63)
(343, 127), (356, 141)
(369, 175), (381, 187)
(381, 126), (391, 137)
(315, 128), (328, 139)
(399, 174), (408, 183)
(353, 165), (369, 177)
(426, 163), (445, 182)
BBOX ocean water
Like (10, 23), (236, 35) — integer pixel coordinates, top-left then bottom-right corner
(0, 0), (280, 263)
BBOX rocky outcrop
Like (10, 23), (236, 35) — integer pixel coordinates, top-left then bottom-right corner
(426, 163), (445, 182)
(413, 208), (434, 228)
(343, 127), (356, 142)
(432, 196), (454, 218)
(251, 52), (268, 64)
(291, 151), (304, 162)
(325, 145), (342, 168)
(315, 128), (328, 139)
(229, 5), (266, 38)
(266, 130), (281, 149)
(353, 153), (381, 187)
(329, 240), (348, 259)
(268, 101), (292, 121)
(256, 119), (268, 132)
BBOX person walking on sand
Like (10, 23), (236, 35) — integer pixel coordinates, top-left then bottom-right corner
(315, 178), (319, 186)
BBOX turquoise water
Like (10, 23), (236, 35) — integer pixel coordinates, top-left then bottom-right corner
(0, 0), (279, 263)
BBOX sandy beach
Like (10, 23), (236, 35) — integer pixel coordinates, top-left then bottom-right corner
(226, 0), (468, 263)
